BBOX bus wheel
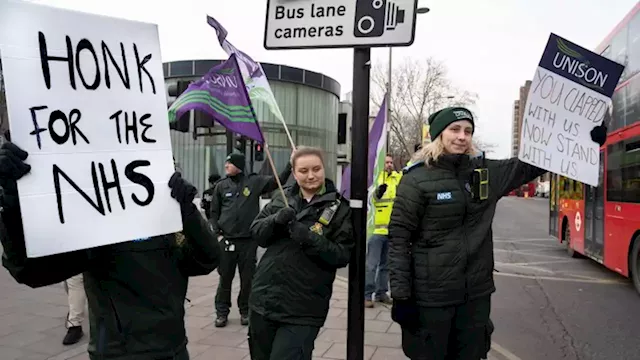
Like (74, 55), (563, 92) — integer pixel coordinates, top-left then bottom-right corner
(564, 223), (581, 258)
(631, 238), (640, 296)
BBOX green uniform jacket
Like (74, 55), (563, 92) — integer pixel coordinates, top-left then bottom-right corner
(1, 203), (220, 359)
(209, 164), (292, 239)
(249, 180), (354, 327)
(389, 154), (546, 307)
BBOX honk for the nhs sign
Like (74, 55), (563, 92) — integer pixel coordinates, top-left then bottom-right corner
(518, 33), (624, 187)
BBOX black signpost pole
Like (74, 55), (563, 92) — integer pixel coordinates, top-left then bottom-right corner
(347, 46), (371, 360)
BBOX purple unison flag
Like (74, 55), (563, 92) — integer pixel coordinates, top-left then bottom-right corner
(167, 54), (264, 143)
(340, 97), (387, 199)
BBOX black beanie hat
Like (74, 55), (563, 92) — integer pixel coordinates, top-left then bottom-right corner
(428, 107), (475, 140)
(226, 153), (245, 171)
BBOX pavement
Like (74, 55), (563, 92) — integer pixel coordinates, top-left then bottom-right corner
(3, 196), (639, 360)
(0, 261), (505, 360)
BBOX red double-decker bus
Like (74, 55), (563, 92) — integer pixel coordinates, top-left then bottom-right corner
(549, 2), (640, 295)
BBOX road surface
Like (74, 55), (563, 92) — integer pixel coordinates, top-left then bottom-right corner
(340, 197), (640, 360)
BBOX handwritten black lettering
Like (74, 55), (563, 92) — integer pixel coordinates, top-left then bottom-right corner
(109, 110), (156, 144)
(39, 32), (75, 89)
(99, 159), (125, 213)
(38, 32), (153, 93)
(556, 133), (598, 165)
(53, 162), (105, 224)
(527, 103), (556, 127)
(521, 143), (552, 168)
(523, 117), (552, 146)
(562, 87), (608, 123)
(75, 39), (100, 90)
(532, 70), (563, 105)
(101, 41), (131, 90)
(125, 160), (154, 206)
(53, 159), (156, 224)
(562, 119), (580, 137)
(134, 44), (156, 94)
(29, 107), (89, 148)
(560, 158), (578, 177)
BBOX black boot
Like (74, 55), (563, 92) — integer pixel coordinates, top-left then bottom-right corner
(62, 326), (84, 345)
(240, 314), (249, 326)
(214, 315), (228, 328)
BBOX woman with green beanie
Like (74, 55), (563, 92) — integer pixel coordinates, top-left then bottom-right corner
(387, 106), (607, 359)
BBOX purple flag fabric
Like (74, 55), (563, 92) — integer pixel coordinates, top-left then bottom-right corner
(340, 97), (387, 199)
(167, 54), (264, 143)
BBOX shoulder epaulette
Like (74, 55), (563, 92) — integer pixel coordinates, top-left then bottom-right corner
(403, 160), (424, 174)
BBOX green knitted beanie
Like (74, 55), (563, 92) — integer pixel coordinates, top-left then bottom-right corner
(428, 107), (475, 140)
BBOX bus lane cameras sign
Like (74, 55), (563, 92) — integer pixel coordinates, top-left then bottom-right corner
(263, 0), (419, 49)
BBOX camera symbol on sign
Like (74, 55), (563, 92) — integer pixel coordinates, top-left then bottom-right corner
(354, 0), (406, 38)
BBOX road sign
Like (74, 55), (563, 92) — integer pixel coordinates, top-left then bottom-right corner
(263, 0), (418, 50)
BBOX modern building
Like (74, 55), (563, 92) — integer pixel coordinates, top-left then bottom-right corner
(163, 59), (341, 193)
(511, 80), (532, 157)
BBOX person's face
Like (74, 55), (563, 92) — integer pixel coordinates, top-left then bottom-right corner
(384, 156), (394, 172)
(293, 155), (325, 193)
(224, 162), (241, 176)
(441, 120), (473, 154)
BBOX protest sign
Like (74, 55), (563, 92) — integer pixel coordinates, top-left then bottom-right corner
(0, 1), (182, 257)
(518, 33), (624, 187)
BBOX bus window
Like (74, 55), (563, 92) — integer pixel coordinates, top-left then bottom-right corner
(607, 143), (624, 202)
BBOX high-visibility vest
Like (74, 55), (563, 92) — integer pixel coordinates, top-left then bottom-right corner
(372, 171), (402, 235)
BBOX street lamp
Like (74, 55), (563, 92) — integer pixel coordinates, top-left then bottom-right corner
(386, 6), (430, 151)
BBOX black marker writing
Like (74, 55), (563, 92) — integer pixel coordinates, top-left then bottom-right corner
(29, 106), (90, 149)
(53, 159), (155, 224)
(38, 31), (153, 93)
(101, 41), (131, 90)
(99, 159), (125, 213)
(532, 70), (563, 105)
(134, 44), (155, 94)
(109, 110), (156, 144)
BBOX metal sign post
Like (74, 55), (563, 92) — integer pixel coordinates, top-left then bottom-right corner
(263, 1), (419, 359)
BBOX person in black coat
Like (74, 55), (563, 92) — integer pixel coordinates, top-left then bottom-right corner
(248, 146), (354, 360)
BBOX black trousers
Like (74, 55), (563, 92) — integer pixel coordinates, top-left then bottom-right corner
(214, 238), (257, 317)
(248, 310), (320, 360)
(403, 296), (491, 360)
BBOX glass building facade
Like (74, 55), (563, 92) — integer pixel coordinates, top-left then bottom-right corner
(163, 60), (341, 194)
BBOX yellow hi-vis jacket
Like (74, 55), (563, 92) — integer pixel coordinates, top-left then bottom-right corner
(372, 170), (403, 235)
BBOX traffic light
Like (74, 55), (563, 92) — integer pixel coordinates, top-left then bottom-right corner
(234, 135), (247, 154)
(254, 143), (264, 161)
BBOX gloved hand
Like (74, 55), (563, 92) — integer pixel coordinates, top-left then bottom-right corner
(289, 221), (311, 244)
(168, 172), (197, 216)
(375, 184), (388, 198)
(274, 206), (296, 225)
(0, 142), (31, 210)
(590, 123), (607, 147)
(391, 299), (420, 332)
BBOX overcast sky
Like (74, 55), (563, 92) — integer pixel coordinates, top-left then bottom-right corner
(30, 0), (638, 158)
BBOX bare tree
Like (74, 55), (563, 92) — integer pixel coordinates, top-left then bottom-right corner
(370, 57), (494, 163)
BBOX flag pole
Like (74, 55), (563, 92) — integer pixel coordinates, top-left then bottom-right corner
(264, 143), (289, 207)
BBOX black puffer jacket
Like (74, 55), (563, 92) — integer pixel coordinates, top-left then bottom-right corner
(388, 154), (545, 307)
(249, 180), (354, 327)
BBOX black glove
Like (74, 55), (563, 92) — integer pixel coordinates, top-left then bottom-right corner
(391, 299), (420, 332)
(590, 123), (607, 147)
(0, 142), (31, 210)
(274, 206), (296, 225)
(168, 172), (197, 216)
(289, 221), (311, 244)
(375, 184), (388, 198)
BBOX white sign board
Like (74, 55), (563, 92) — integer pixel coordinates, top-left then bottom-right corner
(264, 0), (418, 49)
(518, 33), (624, 187)
(0, 1), (182, 258)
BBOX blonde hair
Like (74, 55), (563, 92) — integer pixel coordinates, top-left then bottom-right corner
(291, 146), (325, 169)
(411, 137), (478, 166)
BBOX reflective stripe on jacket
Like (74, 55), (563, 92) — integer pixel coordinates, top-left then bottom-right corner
(372, 171), (402, 235)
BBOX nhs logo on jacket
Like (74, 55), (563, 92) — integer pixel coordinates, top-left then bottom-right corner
(436, 192), (452, 201)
